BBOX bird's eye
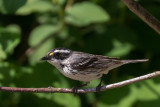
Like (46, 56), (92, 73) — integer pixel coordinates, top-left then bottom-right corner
(53, 52), (69, 60)
(54, 52), (60, 59)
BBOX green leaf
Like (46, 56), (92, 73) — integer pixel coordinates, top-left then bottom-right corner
(29, 38), (54, 65)
(66, 1), (110, 26)
(29, 24), (59, 46)
(14, 63), (56, 87)
(0, 25), (21, 60)
(29, 24), (61, 65)
(97, 79), (160, 107)
(1, 0), (26, 14)
(30, 64), (80, 107)
(137, 79), (160, 101)
(107, 39), (133, 57)
(97, 84), (135, 107)
(0, 62), (17, 85)
(135, 81), (160, 107)
(16, 0), (56, 15)
(52, 93), (80, 107)
(0, 45), (6, 60)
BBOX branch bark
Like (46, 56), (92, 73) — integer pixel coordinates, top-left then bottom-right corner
(121, 0), (160, 34)
(0, 71), (160, 94)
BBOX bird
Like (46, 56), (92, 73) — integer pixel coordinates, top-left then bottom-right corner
(40, 48), (148, 94)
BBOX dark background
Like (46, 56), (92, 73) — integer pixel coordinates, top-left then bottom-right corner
(0, 0), (160, 107)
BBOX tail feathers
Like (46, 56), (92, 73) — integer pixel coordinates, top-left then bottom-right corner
(121, 59), (148, 64)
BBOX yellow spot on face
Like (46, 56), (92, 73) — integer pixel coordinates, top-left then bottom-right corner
(49, 52), (54, 56)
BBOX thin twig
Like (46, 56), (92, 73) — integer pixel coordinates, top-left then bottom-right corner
(0, 71), (160, 93)
(65, 0), (74, 11)
(121, 0), (160, 34)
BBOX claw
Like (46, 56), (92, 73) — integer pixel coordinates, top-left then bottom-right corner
(96, 84), (101, 92)
(96, 75), (103, 92)
(72, 82), (90, 96)
(72, 87), (78, 96)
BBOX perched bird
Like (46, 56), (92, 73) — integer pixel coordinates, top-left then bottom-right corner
(41, 48), (148, 94)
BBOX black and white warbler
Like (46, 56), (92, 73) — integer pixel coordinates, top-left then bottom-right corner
(41, 48), (148, 94)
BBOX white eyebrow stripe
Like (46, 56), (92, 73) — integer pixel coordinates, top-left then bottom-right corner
(54, 50), (70, 53)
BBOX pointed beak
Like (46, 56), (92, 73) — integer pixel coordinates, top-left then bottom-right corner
(40, 56), (49, 60)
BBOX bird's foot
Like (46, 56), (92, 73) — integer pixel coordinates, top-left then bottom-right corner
(72, 86), (78, 96)
(96, 83), (102, 92)
(72, 82), (90, 96)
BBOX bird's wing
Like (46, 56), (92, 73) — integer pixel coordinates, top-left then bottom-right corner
(70, 52), (121, 71)
(95, 54), (119, 59)
(71, 55), (98, 71)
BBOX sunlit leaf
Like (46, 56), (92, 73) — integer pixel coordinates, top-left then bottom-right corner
(66, 1), (110, 26)
(52, 93), (80, 107)
(16, 0), (56, 15)
(137, 79), (160, 101)
(29, 24), (59, 46)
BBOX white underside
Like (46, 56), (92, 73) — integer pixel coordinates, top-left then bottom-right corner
(60, 66), (103, 82)
(48, 60), (123, 82)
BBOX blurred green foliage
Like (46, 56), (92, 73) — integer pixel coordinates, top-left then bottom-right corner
(0, 0), (160, 107)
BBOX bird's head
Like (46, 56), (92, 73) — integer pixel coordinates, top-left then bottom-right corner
(40, 48), (72, 65)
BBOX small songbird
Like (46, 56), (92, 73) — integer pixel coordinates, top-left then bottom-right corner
(40, 48), (148, 93)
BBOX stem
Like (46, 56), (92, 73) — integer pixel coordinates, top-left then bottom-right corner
(121, 0), (160, 34)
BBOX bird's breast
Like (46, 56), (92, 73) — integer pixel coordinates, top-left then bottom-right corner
(59, 65), (102, 82)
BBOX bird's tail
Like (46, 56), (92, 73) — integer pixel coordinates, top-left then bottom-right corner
(121, 59), (148, 64)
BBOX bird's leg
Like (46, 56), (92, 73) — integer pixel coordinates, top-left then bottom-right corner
(72, 82), (90, 96)
(96, 75), (104, 92)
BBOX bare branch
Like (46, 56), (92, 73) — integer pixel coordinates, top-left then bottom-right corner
(121, 0), (160, 34)
(0, 71), (160, 94)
